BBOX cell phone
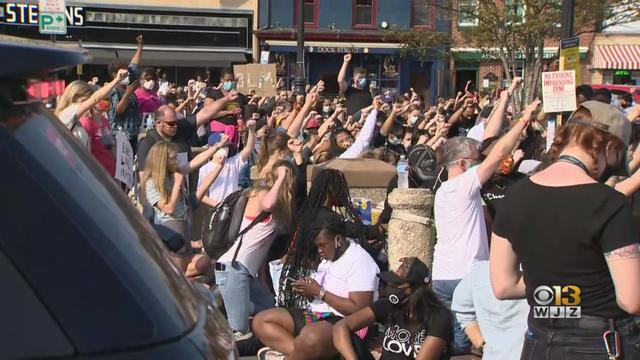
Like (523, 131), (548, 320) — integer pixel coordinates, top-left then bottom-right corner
(127, 65), (138, 85)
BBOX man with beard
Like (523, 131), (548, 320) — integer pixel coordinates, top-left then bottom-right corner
(137, 91), (239, 180)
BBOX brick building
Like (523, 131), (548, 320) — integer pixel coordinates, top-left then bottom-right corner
(448, 0), (593, 93)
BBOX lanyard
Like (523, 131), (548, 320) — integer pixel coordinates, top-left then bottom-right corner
(557, 155), (590, 175)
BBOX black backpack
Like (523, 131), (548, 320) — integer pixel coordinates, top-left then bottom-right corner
(202, 189), (269, 260)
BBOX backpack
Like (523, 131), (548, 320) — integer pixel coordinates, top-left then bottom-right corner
(202, 189), (269, 260)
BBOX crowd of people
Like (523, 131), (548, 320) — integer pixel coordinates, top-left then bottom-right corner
(52, 35), (640, 360)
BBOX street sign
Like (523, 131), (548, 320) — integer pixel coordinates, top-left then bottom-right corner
(39, 0), (67, 35)
(542, 70), (577, 114)
(40, 0), (66, 12)
(560, 37), (580, 85)
(39, 12), (67, 34)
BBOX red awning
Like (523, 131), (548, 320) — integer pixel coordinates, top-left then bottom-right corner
(592, 45), (640, 70)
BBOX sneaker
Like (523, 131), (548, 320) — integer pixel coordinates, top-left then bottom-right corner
(257, 347), (285, 360)
(233, 331), (253, 342)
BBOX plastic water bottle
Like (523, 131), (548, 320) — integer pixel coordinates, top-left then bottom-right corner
(397, 155), (409, 189)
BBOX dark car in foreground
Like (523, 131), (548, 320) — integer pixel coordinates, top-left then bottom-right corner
(0, 35), (237, 359)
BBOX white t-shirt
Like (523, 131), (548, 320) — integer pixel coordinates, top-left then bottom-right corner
(466, 121), (485, 142)
(198, 154), (247, 204)
(218, 215), (277, 276)
(433, 167), (489, 280)
(310, 241), (379, 317)
(58, 104), (91, 151)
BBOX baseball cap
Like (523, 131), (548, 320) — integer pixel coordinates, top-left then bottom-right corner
(407, 144), (437, 185)
(379, 257), (431, 286)
(568, 100), (631, 147)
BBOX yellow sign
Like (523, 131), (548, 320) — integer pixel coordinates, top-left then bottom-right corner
(560, 37), (580, 85)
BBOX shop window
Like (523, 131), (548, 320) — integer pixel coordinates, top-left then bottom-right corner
(353, 0), (376, 28)
(613, 70), (634, 85)
(294, 0), (318, 28)
(457, 0), (478, 27)
(412, 0), (430, 27)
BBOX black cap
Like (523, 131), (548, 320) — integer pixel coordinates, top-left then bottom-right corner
(379, 257), (431, 286)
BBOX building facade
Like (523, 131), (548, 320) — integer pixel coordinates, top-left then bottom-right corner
(590, 21), (640, 86)
(1, 0), (254, 82)
(449, 0), (593, 92)
(256, 0), (449, 102)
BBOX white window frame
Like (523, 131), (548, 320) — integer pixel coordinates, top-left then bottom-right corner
(457, 0), (479, 27)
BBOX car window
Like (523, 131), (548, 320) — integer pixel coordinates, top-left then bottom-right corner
(0, 102), (200, 353)
(0, 248), (74, 358)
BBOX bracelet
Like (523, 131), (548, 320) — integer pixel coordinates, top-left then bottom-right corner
(479, 341), (486, 354)
(319, 287), (327, 301)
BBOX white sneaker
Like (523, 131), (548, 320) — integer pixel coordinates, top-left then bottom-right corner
(257, 347), (285, 360)
(233, 331), (253, 342)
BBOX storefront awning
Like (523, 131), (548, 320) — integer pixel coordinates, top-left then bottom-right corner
(265, 40), (403, 55)
(86, 48), (247, 67)
(592, 45), (640, 70)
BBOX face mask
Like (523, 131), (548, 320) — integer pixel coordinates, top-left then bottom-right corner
(323, 106), (332, 113)
(388, 137), (401, 146)
(356, 78), (367, 89)
(409, 116), (419, 125)
(121, 77), (130, 86)
(386, 285), (409, 305)
(142, 80), (155, 91)
(222, 81), (236, 91)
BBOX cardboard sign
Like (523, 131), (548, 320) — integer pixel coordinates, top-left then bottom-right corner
(233, 64), (277, 97)
(115, 133), (134, 189)
(542, 71), (577, 113)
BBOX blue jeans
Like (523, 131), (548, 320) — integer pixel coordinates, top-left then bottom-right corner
(433, 279), (471, 355)
(215, 262), (274, 333)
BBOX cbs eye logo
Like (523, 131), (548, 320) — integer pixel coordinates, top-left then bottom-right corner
(533, 285), (581, 319)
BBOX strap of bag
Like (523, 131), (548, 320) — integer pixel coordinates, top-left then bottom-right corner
(231, 211), (270, 264)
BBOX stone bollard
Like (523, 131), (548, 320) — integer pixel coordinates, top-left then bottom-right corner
(387, 188), (435, 269)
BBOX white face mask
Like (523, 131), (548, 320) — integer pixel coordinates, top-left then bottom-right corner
(121, 77), (130, 86)
(409, 116), (419, 125)
(142, 80), (155, 91)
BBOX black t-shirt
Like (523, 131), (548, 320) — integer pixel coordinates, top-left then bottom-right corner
(344, 86), (372, 116)
(208, 88), (247, 126)
(371, 299), (453, 360)
(136, 115), (197, 170)
(493, 179), (637, 319)
(480, 173), (523, 219)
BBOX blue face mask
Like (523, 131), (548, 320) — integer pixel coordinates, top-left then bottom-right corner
(357, 78), (367, 89)
(222, 81), (236, 91)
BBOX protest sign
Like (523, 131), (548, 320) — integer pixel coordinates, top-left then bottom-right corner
(542, 70), (577, 114)
(234, 64), (277, 97)
(115, 133), (134, 189)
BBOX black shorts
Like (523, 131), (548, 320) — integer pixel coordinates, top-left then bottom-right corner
(286, 308), (343, 336)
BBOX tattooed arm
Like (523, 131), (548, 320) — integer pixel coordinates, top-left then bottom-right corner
(605, 243), (640, 315)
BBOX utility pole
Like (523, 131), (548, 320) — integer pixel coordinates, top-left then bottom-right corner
(561, 0), (575, 38)
(293, 0), (307, 96)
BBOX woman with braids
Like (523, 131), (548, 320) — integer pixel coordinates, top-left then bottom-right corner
(334, 257), (453, 360)
(252, 211), (379, 360)
(276, 169), (384, 309)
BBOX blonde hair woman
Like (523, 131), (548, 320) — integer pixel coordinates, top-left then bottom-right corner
(141, 136), (230, 270)
(55, 69), (128, 150)
(214, 160), (295, 341)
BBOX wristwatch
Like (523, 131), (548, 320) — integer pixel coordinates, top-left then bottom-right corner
(478, 341), (486, 355)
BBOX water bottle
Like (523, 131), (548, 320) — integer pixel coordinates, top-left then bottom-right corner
(397, 155), (409, 189)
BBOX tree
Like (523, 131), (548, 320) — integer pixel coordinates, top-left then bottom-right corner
(391, 0), (640, 111)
